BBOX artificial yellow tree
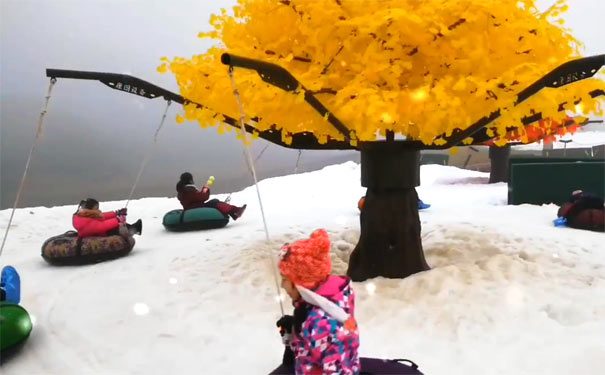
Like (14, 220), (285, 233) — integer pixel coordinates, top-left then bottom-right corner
(162, 0), (605, 280)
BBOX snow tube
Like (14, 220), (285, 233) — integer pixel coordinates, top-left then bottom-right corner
(41, 230), (135, 265)
(0, 302), (33, 359)
(162, 208), (229, 232)
(557, 203), (605, 232)
(269, 357), (423, 374)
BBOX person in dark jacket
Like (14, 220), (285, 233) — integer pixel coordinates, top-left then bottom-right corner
(557, 190), (604, 232)
(176, 172), (246, 220)
(72, 198), (142, 238)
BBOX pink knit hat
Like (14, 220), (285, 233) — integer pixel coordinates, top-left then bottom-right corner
(278, 229), (332, 289)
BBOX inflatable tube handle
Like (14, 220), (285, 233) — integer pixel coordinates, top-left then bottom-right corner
(392, 359), (419, 369)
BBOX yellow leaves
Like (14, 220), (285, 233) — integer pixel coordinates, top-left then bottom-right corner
(198, 31), (219, 39)
(175, 114), (185, 124)
(156, 64), (167, 74)
(452, 77), (467, 91)
(462, 137), (474, 145)
(295, 89), (306, 104)
(494, 138), (509, 147)
(163, 0), (602, 147)
(410, 88), (428, 102)
(380, 112), (393, 123)
(449, 147), (459, 155)
(209, 13), (219, 26)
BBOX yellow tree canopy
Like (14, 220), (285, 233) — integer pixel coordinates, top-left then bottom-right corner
(161, 0), (604, 146)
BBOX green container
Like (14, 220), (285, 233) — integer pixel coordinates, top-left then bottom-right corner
(162, 208), (229, 232)
(420, 153), (449, 166)
(1, 302), (32, 355)
(509, 160), (605, 205)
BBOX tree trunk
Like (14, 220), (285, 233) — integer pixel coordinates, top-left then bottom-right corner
(347, 144), (430, 281)
(489, 144), (511, 183)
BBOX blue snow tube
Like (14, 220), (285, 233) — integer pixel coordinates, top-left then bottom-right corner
(0, 266), (20, 304)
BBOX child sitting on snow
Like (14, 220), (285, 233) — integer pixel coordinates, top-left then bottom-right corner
(557, 190), (604, 232)
(270, 229), (360, 375)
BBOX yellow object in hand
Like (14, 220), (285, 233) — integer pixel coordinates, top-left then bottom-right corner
(206, 176), (215, 186)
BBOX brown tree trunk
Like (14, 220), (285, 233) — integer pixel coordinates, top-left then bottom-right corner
(347, 144), (430, 281)
(489, 144), (511, 183)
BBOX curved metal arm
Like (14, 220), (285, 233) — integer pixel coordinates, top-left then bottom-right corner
(45, 68), (355, 150)
(46, 69), (185, 103)
(470, 88), (604, 145)
(221, 53), (352, 142)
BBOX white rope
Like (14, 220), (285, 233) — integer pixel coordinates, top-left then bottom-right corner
(124, 100), (171, 208)
(228, 67), (284, 316)
(0, 78), (57, 258)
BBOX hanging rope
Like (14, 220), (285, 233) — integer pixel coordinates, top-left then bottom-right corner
(226, 143), (272, 203)
(255, 143), (271, 163)
(0, 78), (57, 258)
(228, 67), (285, 316)
(124, 100), (171, 208)
(294, 150), (303, 174)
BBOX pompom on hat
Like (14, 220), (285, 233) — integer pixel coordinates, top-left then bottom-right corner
(278, 229), (332, 289)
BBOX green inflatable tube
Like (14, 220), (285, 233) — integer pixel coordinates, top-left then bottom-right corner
(0, 302), (33, 356)
(163, 208), (229, 232)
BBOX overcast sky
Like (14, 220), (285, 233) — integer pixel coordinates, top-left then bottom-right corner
(1, 0), (603, 208)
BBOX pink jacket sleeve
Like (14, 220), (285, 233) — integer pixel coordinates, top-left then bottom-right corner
(73, 215), (120, 237)
(102, 211), (117, 219)
(95, 217), (120, 233)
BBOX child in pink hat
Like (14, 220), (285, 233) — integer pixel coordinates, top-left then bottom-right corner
(272, 229), (360, 375)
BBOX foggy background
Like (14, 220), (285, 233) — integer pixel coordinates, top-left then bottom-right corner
(1, 0), (603, 209)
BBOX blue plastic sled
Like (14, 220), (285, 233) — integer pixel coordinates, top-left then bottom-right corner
(0, 266), (21, 304)
(553, 217), (568, 227)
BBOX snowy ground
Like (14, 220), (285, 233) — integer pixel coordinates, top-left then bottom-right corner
(1, 162), (604, 375)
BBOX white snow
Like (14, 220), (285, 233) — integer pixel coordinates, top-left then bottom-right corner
(1, 162), (604, 375)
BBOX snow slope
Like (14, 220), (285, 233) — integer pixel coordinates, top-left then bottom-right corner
(1, 163), (604, 375)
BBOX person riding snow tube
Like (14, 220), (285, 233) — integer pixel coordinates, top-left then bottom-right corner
(556, 190), (604, 232)
(72, 198), (142, 238)
(165, 172), (246, 232)
(1, 266), (33, 361)
(41, 199), (141, 265)
(358, 196), (430, 212)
